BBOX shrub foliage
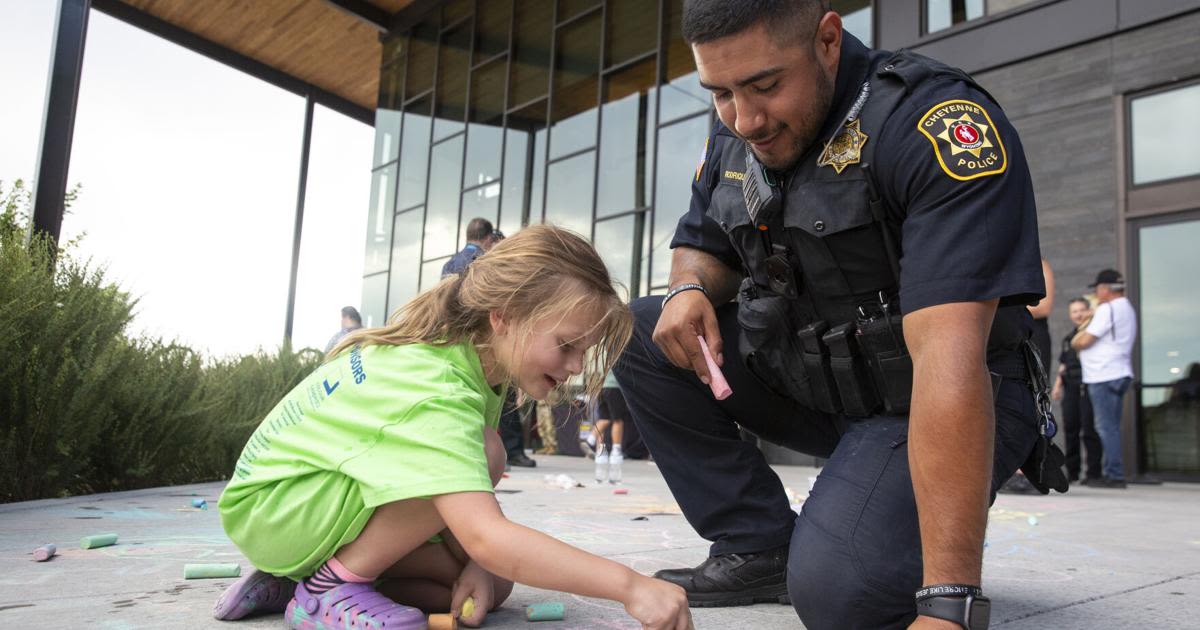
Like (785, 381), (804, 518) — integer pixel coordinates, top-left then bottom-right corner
(0, 180), (322, 502)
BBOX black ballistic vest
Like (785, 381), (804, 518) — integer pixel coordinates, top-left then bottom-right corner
(710, 51), (1030, 360)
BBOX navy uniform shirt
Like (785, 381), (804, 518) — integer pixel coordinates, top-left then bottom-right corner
(441, 243), (484, 278)
(672, 32), (1044, 320)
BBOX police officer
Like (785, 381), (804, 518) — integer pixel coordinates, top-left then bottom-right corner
(614, 2), (1061, 628)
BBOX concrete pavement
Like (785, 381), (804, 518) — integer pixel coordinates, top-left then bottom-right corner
(1, 454), (1197, 629)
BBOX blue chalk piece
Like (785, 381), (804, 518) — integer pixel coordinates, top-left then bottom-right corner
(192, 498), (207, 508)
(526, 602), (564, 621)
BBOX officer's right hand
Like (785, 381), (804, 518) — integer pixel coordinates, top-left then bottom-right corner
(652, 289), (722, 383)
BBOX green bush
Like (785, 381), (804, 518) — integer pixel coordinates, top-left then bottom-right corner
(0, 181), (323, 502)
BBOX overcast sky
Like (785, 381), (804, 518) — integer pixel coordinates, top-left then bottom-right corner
(1, 1), (372, 358)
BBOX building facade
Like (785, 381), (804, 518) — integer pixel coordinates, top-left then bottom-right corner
(359, 0), (1199, 476)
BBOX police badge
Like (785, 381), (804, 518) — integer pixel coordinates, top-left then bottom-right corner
(817, 119), (869, 174)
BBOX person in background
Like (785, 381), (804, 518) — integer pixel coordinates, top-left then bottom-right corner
(1073, 269), (1138, 489)
(593, 370), (629, 484)
(442, 218), (504, 278)
(1052, 297), (1102, 484)
(324, 306), (363, 354)
(1028, 258), (1055, 366)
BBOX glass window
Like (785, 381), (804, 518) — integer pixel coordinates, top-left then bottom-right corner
(461, 185), (501, 233)
(382, 33), (406, 67)
(501, 127), (530, 235)
(398, 95), (433, 210)
(659, 71), (711, 123)
(434, 22), (472, 141)
(593, 214), (637, 301)
(475, 0), (511, 64)
(406, 21), (438, 96)
(511, 0), (554, 107)
(443, 0), (471, 24)
(465, 57), (507, 188)
(364, 164), (397, 274)
(421, 257), (451, 292)
(294, 105), (374, 353)
(360, 272), (388, 328)
(374, 61), (404, 167)
(388, 208), (424, 314)
(651, 115), (710, 287)
(1138, 217), (1200, 474)
(544, 150), (595, 237)
(531, 128), (548, 222)
(664, 0), (692, 83)
(640, 208), (653, 295)
(606, 0), (657, 68)
(836, 0), (873, 47)
(424, 136), (466, 258)
(558, 0), (599, 23)
(549, 11), (600, 159)
(926, 0), (984, 34)
(597, 58), (656, 217)
(1131, 84), (1200, 186)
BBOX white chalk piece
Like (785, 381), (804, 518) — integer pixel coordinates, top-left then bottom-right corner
(697, 335), (732, 400)
(33, 544), (57, 562)
(1027, 515), (1038, 526)
(80, 533), (118, 549)
(183, 563), (242, 579)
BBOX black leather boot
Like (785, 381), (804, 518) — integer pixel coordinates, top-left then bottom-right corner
(653, 546), (790, 607)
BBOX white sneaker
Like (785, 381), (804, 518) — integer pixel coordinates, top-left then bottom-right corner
(608, 453), (623, 484)
(595, 451), (609, 483)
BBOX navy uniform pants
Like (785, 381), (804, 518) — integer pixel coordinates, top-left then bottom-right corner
(614, 297), (1038, 630)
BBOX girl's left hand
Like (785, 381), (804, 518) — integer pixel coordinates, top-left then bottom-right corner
(451, 561), (494, 627)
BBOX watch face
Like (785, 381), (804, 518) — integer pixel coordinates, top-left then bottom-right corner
(969, 598), (991, 630)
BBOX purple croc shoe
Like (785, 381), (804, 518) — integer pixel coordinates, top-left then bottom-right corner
(212, 568), (296, 620)
(286, 580), (427, 630)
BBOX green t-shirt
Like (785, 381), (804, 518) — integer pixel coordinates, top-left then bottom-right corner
(219, 341), (502, 576)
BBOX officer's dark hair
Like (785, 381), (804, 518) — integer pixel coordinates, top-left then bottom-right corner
(341, 306), (362, 325)
(681, 0), (831, 48)
(465, 217), (495, 242)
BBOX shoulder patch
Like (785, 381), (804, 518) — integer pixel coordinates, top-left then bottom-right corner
(917, 99), (1007, 181)
(695, 136), (710, 182)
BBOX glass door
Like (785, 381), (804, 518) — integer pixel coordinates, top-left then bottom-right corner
(1134, 212), (1200, 476)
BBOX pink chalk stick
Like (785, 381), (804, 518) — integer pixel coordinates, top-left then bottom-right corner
(612, 488), (629, 495)
(697, 335), (732, 400)
(33, 544), (56, 562)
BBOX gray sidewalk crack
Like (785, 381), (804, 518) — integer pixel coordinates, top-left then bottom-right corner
(994, 571), (1200, 626)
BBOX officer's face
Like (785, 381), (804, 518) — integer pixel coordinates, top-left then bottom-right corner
(693, 16), (842, 170)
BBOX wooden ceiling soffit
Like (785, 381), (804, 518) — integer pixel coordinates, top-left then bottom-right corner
(99, 0), (404, 120)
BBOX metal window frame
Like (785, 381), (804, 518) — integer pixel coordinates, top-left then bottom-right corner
(380, 0), (714, 302)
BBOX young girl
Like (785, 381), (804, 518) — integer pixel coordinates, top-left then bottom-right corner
(212, 225), (691, 630)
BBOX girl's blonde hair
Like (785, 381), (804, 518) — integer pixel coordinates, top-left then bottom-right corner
(329, 224), (633, 400)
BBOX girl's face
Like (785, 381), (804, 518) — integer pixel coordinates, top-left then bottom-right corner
(491, 306), (602, 400)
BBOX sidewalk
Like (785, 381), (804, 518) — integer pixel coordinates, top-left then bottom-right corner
(1, 454), (1197, 629)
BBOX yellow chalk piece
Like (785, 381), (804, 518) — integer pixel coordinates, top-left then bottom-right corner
(461, 596), (476, 619)
(427, 613), (457, 630)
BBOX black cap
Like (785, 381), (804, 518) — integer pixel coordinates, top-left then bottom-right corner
(492, 229), (505, 240)
(1088, 269), (1123, 288)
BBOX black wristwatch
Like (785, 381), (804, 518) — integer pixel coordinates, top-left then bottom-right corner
(915, 584), (991, 630)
